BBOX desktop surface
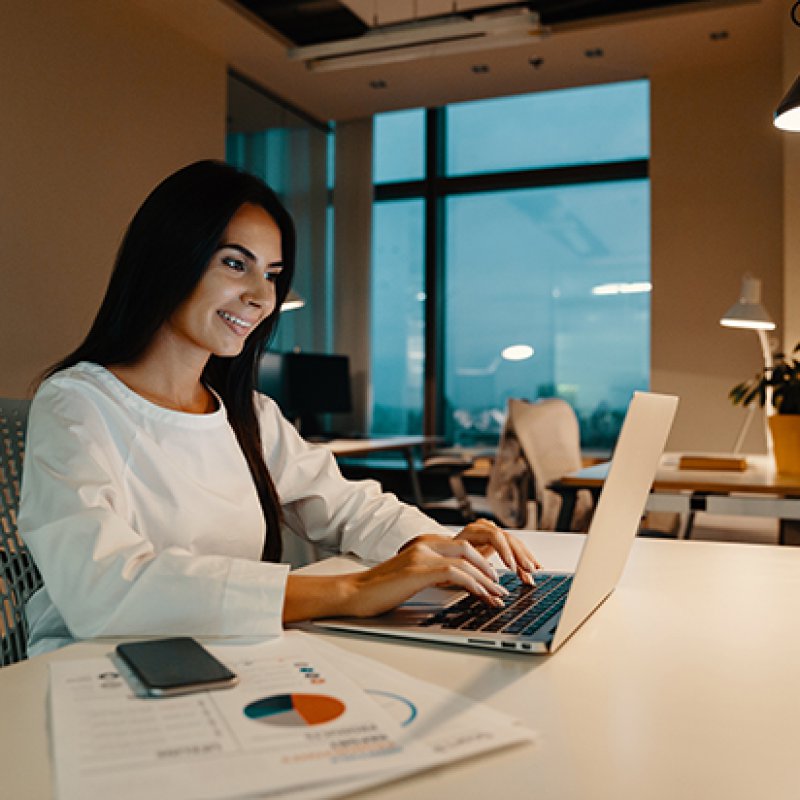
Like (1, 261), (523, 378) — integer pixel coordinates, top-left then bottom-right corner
(3, 532), (800, 799)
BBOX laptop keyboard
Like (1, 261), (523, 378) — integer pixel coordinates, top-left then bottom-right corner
(419, 573), (572, 637)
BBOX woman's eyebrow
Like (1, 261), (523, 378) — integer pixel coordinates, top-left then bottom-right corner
(218, 242), (256, 261)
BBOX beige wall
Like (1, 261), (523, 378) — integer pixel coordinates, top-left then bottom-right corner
(783, 10), (800, 351)
(0, 1), (226, 396)
(333, 119), (374, 433)
(650, 51), (784, 453)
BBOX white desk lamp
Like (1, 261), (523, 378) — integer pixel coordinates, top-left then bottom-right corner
(281, 290), (306, 312)
(720, 274), (776, 454)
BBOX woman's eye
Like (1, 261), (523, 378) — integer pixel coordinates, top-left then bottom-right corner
(265, 269), (281, 282)
(223, 257), (246, 272)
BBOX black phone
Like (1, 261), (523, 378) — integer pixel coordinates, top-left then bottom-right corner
(115, 637), (239, 697)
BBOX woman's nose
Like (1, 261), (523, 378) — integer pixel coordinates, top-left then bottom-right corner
(243, 273), (275, 308)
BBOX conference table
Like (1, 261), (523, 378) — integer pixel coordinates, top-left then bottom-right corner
(551, 453), (800, 541)
(3, 531), (800, 799)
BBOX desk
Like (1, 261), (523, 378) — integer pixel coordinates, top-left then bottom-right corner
(324, 436), (438, 507)
(551, 454), (800, 540)
(4, 532), (800, 799)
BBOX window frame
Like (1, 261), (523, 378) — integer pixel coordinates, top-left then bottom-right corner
(373, 102), (649, 438)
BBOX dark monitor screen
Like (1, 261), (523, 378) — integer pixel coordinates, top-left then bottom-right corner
(258, 351), (352, 434)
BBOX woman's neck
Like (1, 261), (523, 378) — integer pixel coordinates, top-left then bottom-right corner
(108, 353), (215, 415)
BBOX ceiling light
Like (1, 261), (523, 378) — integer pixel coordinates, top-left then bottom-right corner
(774, 75), (800, 132)
(501, 344), (534, 361)
(591, 282), (652, 296)
(288, 10), (546, 73)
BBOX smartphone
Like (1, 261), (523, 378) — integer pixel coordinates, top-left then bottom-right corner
(115, 637), (239, 697)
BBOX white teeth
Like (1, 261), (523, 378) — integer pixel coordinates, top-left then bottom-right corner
(218, 310), (253, 328)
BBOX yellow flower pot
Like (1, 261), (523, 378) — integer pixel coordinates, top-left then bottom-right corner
(768, 415), (800, 475)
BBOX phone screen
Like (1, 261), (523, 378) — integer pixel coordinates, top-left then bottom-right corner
(116, 637), (238, 697)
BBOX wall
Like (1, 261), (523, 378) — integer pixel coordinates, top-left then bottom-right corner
(649, 47), (784, 453)
(333, 119), (374, 433)
(784, 8), (800, 351)
(0, 1), (226, 396)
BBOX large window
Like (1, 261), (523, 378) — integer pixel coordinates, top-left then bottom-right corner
(371, 80), (650, 448)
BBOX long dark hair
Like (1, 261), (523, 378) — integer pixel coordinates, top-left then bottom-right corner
(46, 160), (295, 561)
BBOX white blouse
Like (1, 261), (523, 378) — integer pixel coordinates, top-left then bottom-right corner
(19, 362), (448, 654)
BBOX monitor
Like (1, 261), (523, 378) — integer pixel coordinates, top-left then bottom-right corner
(258, 351), (353, 437)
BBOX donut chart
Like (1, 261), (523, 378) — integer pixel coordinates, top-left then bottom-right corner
(244, 693), (346, 726)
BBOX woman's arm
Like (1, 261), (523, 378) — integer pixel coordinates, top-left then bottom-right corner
(283, 521), (541, 622)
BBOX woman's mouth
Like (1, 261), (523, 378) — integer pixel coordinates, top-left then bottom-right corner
(217, 309), (255, 335)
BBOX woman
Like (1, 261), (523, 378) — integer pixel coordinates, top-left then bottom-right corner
(18, 160), (538, 655)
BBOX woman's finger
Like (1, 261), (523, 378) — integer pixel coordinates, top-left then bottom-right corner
(457, 520), (518, 573)
(433, 557), (508, 607)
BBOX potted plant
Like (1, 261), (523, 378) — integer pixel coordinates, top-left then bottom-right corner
(730, 343), (800, 474)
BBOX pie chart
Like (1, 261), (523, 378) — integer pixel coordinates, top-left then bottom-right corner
(244, 693), (346, 726)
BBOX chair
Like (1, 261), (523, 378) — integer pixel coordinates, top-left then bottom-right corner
(505, 398), (594, 532)
(0, 398), (42, 666)
(418, 452), (503, 526)
(420, 397), (595, 532)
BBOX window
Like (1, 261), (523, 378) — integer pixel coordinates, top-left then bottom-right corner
(371, 80), (650, 448)
(445, 80), (649, 176)
(373, 108), (426, 183)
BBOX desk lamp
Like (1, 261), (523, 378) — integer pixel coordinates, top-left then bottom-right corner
(281, 290), (306, 312)
(720, 274), (776, 454)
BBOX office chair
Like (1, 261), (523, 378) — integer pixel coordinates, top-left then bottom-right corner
(0, 398), (42, 666)
(421, 397), (594, 532)
(417, 452), (505, 526)
(507, 398), (594, 532)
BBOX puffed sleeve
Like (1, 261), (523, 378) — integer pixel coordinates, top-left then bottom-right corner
(19, 382), (288, 641)
(256, 394), (452, 564)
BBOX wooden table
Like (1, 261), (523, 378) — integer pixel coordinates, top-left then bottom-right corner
(551, 454), (800, 542)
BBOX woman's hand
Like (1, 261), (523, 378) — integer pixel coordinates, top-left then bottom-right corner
(454, 518), (541, 584)
(282, 523), (539, 622)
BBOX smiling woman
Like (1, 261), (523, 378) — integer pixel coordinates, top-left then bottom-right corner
(16, 160), (539, 656)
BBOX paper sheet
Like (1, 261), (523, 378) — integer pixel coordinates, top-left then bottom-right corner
(279, 635), (536, 799)
(49, 635), (425, 799)
(49, 632), (536, 799)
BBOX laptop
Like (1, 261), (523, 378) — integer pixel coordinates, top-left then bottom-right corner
(315, 391), (679, 655)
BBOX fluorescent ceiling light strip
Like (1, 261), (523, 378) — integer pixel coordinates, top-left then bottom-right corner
(289, 11), (545, 72)
(592, 282), (652, 296)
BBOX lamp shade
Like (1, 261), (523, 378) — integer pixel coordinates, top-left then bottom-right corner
(281, 290), (305, 312)
(774, 74), (800, 132)
(720, 274), (776, 330)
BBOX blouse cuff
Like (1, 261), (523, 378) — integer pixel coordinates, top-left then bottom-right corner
(220, 559), (290, 636)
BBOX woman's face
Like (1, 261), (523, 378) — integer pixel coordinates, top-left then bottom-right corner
(165, 203), (284, 362)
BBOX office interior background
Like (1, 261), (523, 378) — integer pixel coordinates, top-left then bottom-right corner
(1, 0), (798, 459)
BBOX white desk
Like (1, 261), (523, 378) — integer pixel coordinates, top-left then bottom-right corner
(3, 532), (800, 799)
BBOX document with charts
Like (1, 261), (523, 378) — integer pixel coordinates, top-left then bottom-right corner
(48, 632), (534, 800)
